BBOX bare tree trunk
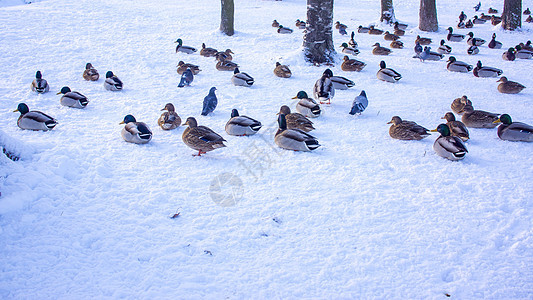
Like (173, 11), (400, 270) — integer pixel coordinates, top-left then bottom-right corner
(220, 0), (234, 36)
(502, 0), (522, 30)
(419, 0), (438, 32)
(381, 0), (396, 24)
(303, 0), (336, 65)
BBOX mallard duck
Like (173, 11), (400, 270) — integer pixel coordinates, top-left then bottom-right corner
(457, 20), (466, 28)
(275, 114), (320, 152)
(215, 60), (238, 71)
(393, 23), (405, 36)
(465, 19), (474, 28)
(293, 91), (321, 118)
(104, 71), (123, 91)
(467, 45), (480, 55)
(341, 55), (366, 72)
(480, 13), (492, 20)
(338, 27), (347, 35)
(447, 56), (472, 73)
(526, 15), (533, 23)
(120, 115), (152, 144)
(494, 114), (533, 142)
(383, 31), (399, 41)
(467, 32), (485, 46)
(158, 103), (181, 130)
(488, 33), (502, 49)
(442, 112), (469, 141)
(178, 68), (194, 87)
(502, 48), (516, 61)
(459, 104), (499, 128)
(296, 19), (306, 29)
(231, 67), (254, 87)
(431, 124), (468, 161)
(387, 116), (430, 140)
(272, 20), (279, 27)
(225, 109), (262, 136)
(13, 103), (57, 131)
(474, 2), (481, 12)
(349, 90), (368, 115)
(451, 95), (472, 115)
(491, 15), (502, 26)
(459, 11), (467, 22)
(418, 46), (444, 61)
(514, 45), (533, 59)
(390, 40), (404, 49)
(473, 61), (503, 77)
(377, 60), (401, 83)
(348, 31), (358, 48)
(488, 7), (498, 14)
(372, 43), (392, 55)
(278, 105), (314, 132)
(201, 87), (218, 116)
(277, 25), (293, 34)
(368, 25), (384, 35)
(525, 8), (531, 15)
(182, 117), (226, 156)
(472, 15), (487, 24)
(31, 71), (49, 94)
(414, 41), (423, 55)
(175, 39), (197, 54)
(330, 75), (355, 90)
(335, 21), (347, 30)
(313, 69), (334, 104)
(340, 43), (359, 55)
(447, 27), (465, 42)
(274, 62), (291, 78)
(416, 35), (432, 45)
(215, 49), (233, 62)
(177, 61), (201, 75)
(497, 77), (525, 94)
(437, 40), (452, 54)
(523, 41), (533, 51)
(394, 21), (408, 30)
(357, 25), (370, 33)
(200, 43), (218, 57)
(83, 63), (99, 81)
(57, 86), (89, 109)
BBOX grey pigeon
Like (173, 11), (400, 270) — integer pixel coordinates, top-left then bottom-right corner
(474, 2), (481, 11)
(201, 87), (218, 116)
(349, 90), (368, 115)
(178, 68), (194, 88)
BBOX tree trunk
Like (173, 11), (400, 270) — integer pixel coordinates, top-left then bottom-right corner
(303, 0), (336, 65)
(381, 0), (396, 24)
(220, 0), (234, 36)
(419, 0), (438, 32)
(502, 0), (521, 30)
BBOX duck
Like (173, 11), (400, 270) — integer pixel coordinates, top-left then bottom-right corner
(357, 25), (370, 33)
(474, 2), (481, 12)
(491, 15), (502, 26)
(447, 56), (473, 73)
(465, 19), (474, 28)
(340, 43), (360, 55)
(275, 114), (320, 152)
(488, 33), (502, 49)
(335, 21), (348, 30)
(480, 13), (492, 20)
(277, 25), (293, 34)
(459, 11), (467, 22)
(414, 41), (423, 55)
(215, 60), (238, 71)
(377, 61), (401, 83)
(527, 15), (533, 23)
(177, 61), (201, 75)
(523, 41), (533, 51)
(104, 71), (123, 91)
(201, 87), (218, 116)
(393, 23), (405, 36)
(293, 91), (321, 118)
(31, 71), (49, 94)
(272, 20), (280, 27)
(215, 49), (233, 62)
(225, 109), (262, 136)
(330, 75), (355, 90)
(231, 67), (254, 87)
(83, 63), (99, 81)
(467, 32), (485, 46)
(467, 45), (480, 55)
(175, 39), (197, 54)
(383, 31), (400, 41)
(431, 124), (468, 161)
(393, 21), (408, 30)
(372, 43), (392, 55)
(514, 45), (533, 59)
(473, 61), (503, 77)
(441, 112), (469, 141)
(13, 103), (57, 131)
(158, 103), (181, 130)
(338, 24), (348, 35)
(368, 25), (384, 35)
(493, 114), (533, 142)
(437, 40), (452, 54)
(296, 19), (306, 29)
(387, 116), (430, 140)
(178, 68), (194, 87)
(496, 77), (525, 94)
(451, 95), (472, 115)
(313, 69), (334, 104)
(502, 48), (516, 61)
(182, 117), (226, 156)
(349, 90), (368, 115)
(472, 15), (487, 24)
(418, 46), (443, 61)
(120, 115), (152, 144)
(446, 27), (465, 42)
(278, 105), (314, 132)
(416, 35), (432, 45)
(274, 62), (292, 78)
(459, 104), (499, 128)
(341, 55), (366, 72)
(525, 8), (531, 15)
(348, 31), (358, 48)
(57, 86), (89, 109)
(457, 20), (466, 28)
(488, 7), (498, 14)
(200, 43), (218, 57)
(390, 40), (404, 49)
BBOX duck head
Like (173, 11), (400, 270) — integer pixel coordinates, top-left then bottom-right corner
(184, 117), (198, 128)
(431, 124), (451, 136)
(57, 86), (71, 95)
(14, 103), (29, 114)
(292, 91), (309, 99)
(120, 114), (136, 124)
(106, 71), (114, 78)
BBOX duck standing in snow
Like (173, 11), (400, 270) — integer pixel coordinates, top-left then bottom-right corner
(274, 62), (292, 78)
(441, 112), (469, 141)
(414, 41), (423, 55)
(459, 11), (467, 22)
(231, 68), (254, 87)
(313, 69), (334, 104)
(175, 39), (197, 54)
(388, 116), (430, 140)
(349, 90), (368, 115)
(278, 105), (314, 132)
(473, 61), (502, 78)
(31, 71), (49, 94)
(104, 71), (123, 91)
(488, 33), (502, 49)
(201, 87), (218, 116)
(377, 61), (401, 83)
(493, 114), (533, 142)
(177, 61), (201, 75)
(225, 109), (262, 136)
(447, 57), (472, 73)
(496, 77), (525, 94)
(57, 86), (89, 109)
(13, 103), (57, 131)
(275, 114), (320, 152)
(178, 68), (194, 87)
(158, 103), (181, 130)
(120, 115), (152, 144)
(292, 91), (321, 118)
(431, 124), (468, 161)
(182, 117), (226, 156)
(83, 63), (99, 81)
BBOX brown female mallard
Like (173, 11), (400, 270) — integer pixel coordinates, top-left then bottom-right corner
(182, 117), (226, 156)
(388, 116), (430, 140)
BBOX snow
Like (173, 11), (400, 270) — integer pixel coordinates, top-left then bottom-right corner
(1, 0), (532, 298)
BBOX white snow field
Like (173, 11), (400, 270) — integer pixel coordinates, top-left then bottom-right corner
(1, 0), (532, 298)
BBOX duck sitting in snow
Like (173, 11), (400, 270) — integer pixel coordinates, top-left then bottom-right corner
(158, 103), (181, 130)
(514, 45), (533, 59)
(493, 114), (533, 142)
(497, 77), (526, 94)
(377, 61), (401, 83)
(467, 45), (480, 55)
(175, 38), (197, 54)
(216, 60), (238, 71)
(274, 62), (291, 78)
(277, 25), (293, 34)
(368, 25), (384, 35)
(278, 105), (314, 132)
(416, 35), (432, 45)
(13, 103), (57, 131)
(431, 124), (468, 161)
(502, 48), (516, 61)
(447, 57), (473, 73)
(104, 71), (123, 91)
(437, 40), (452, 54)
(83, 63), (99, 81)
(120, 115), (152, 144)
(272, 20), (279, 27)
(441, 112), (469, 141)
(182, 117), (226, 156)
(57, 86), (89, 109)
(313, 69), (334, 104)
(177, 61), (201, 75)
(293, 91), (321, 118)
(31, 71), (49, 94)
(390, 40), (404, 49)
(341, 56), (366, 72)
(472, 16), (487, 24)
(372, 43), (392, 55)
(231, 68), (254, 87)
(215, 49), (233, 62)
(225, 109), (262, 136)
(340, 43), (359, 56)
(447, 27), (465, 42)
(473, 61), (503, 78)
(330, 75), (355, 90)
(467, 32), (485, 46)
(488, 33), (502, 49)
(417, 46), (443, 61)
(458, 105), (499, 128)
(383, 31), (400, 41)
(200, 43), (218, 57)
(275, 114), (320, 152)
(451, 95), (473, 115)
(388, 116), (430, 140)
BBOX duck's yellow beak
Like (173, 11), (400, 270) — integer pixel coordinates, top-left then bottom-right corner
(291, 96), (298, 99)
(493, 118), (501, 124)
(13, 109), (19, 112)
(430, 129), (438, 132)
(387, 121), (392, 124)
(119, 121), (125, 124)
(56, 91), (62, 95)
(440, 117), (445, 119)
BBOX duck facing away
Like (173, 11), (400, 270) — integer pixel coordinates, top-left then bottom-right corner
(313, 69), (334, 104)
(274, 62), (292, 78)
(497, 77), (525, 94)
(57, 86), (89, 109)
(341, 55), (366, 72)
(83, 63), (99, 81)
(442, 112), (469, 141)
(104, 71), (123, 91)
(225, 109), (262, 136)
(13, 103), (57, 131)
(377, 61), (401, 83)
(182, 117), (226, 156)
(494, 114), (533, 142)
(158, 103), (181, 130)
(278, 105), (314, 132)
(120, 115), (152, 144)
(431, 124), (468, 161)
(388, 116), (430, 140)
(275, 114), (320, 152)
(293, 91), (321, 118)
(447, 56), (473, 73)
(451, 95), (473, 115)
(459, 105), (499, 128)
(175, 38), (197, 54)
(31, 71), (49, 94)
(231, 68), (254, 87)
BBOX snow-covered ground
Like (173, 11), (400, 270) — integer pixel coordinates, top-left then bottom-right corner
(1, 0), (532, 298)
